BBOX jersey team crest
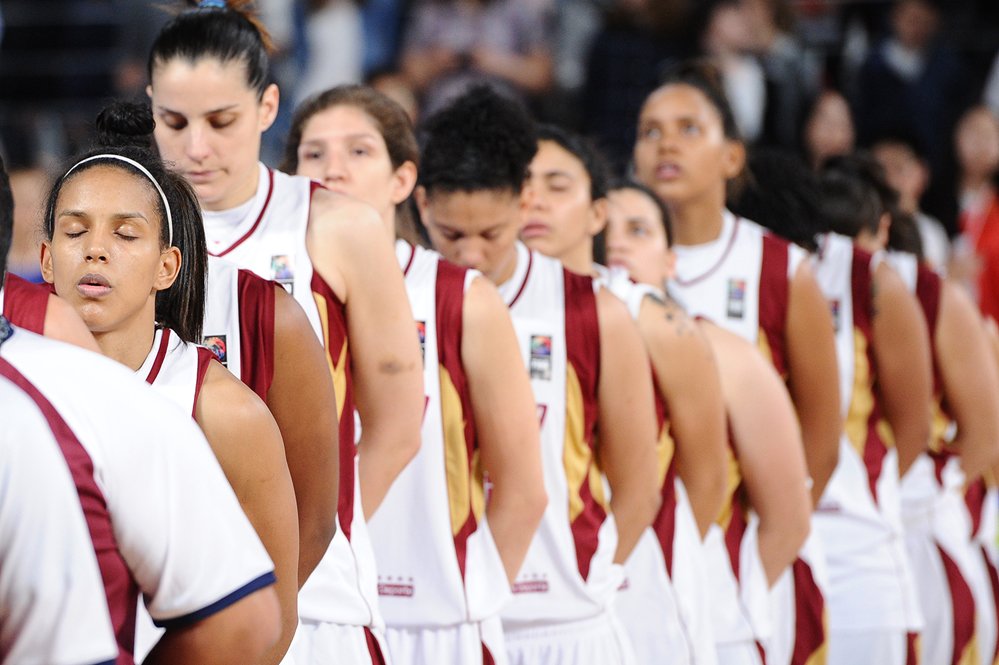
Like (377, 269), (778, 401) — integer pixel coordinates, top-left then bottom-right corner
(727, 278), (746, 319)
(270, 255), (295, 295)
(415, 320), (426, 364)
(203, 335), (227, 367)
(530, 334), (553, 380)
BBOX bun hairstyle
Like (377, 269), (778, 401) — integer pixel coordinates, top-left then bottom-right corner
(43, 100), (208, 343)
(419, 85), (537, 196)
(148, 0), (273, 99)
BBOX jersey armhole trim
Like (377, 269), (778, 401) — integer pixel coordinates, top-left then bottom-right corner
(152, 570), (276, 630)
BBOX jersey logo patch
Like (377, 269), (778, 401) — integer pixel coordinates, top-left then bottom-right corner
(416, 320), (426, 364)
(512, 573), (549, 594)
(727, 278), (746, 319)
(271, 255), (295, 295)
(377, 575), (415, 597)
(530, 335), (553, 380)
(829, 299), (841, 333)
(203, 335), (228, 366)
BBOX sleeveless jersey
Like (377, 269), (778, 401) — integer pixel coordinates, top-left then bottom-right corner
(136, 328), (214, 417)
(368, 240), (509, 627)
(891, 251), (980, 665)
(201, 163), (379, 628)
(1, 272), (48, 334)
(496, 242), (616, 626)
(0, 374), (117, 665)
(0, 325), (275, 664)
(810, 233), (913, 632)
(601, 267), (719, 663)
(672, 211), (827, 665)
(202, 256), (277, 402)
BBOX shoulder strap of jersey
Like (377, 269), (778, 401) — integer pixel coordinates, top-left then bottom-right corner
(236, 269), (277, 401)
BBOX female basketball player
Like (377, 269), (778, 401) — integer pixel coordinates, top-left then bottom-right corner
(284, 84), (548, 665)
(147, 6), (425, 659)
(39, 107), (299, 665)
(602, 177), (811, 665)
(632, 60), (840, 665)
(417, 84), (662, 665)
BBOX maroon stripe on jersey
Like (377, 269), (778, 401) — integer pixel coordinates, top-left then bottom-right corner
(982, 545), (999, 665)
(852, 247), (888, 506)
(483, 644), (497, 665)
(506, 250), (534, 308)
(144, 329), (172, 385)
(756, 641), (768, 664)
(966, 478), (987, 538)
(210, 169), (275, 258)
(363, 627), (387, 665)
(2, 273), (48, 334)
(939, 543), (977, 665)
(402, 243), (417, 276)
(650, 385), (678, 576)
(790, 558), (826, 665)
(311, 271), (356, 541)
(192, 347), (215, 419)
(236, 269), (276, 401)
(0, 358), (138, 664)
(436, 259), (479, 580)
(906, 632), (919, 665)
(724, 496), (748, 582)
(563, 269), (603, 580)
(758, 234), (790, 378)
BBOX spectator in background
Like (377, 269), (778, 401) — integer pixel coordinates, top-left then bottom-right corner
(399, 0), (554, 117)
(952, 105), (999, 323)
(293, 0), (364, 105)
(853, 0), (972, 202)
(581, 0), (699, 171)
(872, 134), (951, 272)
(802, 89), (855, 170)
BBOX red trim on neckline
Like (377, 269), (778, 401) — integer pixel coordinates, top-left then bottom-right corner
(675, 216), (741, 288)
(209, 169), (276, 258)
(402, 243), (417, 276)
(145, 329), (172, 385)
(506, 250), (534, 308)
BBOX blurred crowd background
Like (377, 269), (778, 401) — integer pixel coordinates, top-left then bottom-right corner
(1, 0), (998, 278)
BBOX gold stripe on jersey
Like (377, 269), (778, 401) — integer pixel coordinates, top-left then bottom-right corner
(313, 292), (348, 420)
(845, 329), (874, 459)
(929, 401), (951, 454)
(441, 365), (472, 536)
(757, 328), (774, 369)
(960, 636), (980, 665)
(656, 425), (675, 490)
(564, 365), (608, 521)
(716, 446), (742, 529)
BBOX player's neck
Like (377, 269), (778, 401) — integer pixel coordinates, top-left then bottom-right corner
(559, 239), (594, 275)
(94, 309), (159, 373)
(670, 191), (726, 247)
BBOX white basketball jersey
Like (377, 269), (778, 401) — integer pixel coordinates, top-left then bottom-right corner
(0, 326), (274, 663)
(368, 240), (509, 628)
(600, 267), (719, 663)
(496, 242), (619, 627)
(207, 164), (379, 628)
(0, 375), (118, 665)
(135, 328), (213, 416)
(810, 233), (912, 631)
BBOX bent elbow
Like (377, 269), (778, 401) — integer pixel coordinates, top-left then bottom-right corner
(232, 587), (282, 663)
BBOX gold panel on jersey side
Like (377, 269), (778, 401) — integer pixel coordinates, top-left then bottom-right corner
(715, 446), (742, 529)
(845, 328), (874, 460)
(657, 423), (676, 488)
(440, 365), (471, 537)
(313, 292), (348, 419)
(563, 365), (589, 523)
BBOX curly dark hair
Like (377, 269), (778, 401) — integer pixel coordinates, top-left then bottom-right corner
(418, 85), (537, 195)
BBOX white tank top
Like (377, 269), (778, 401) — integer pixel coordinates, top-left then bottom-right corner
(367, 240), (510, 627)
(497, 242), (620, 626)
(201, 163), (380, 628)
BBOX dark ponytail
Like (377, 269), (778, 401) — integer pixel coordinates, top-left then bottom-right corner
(43, 101), (208, 343)
(149, 0), (273, 99)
